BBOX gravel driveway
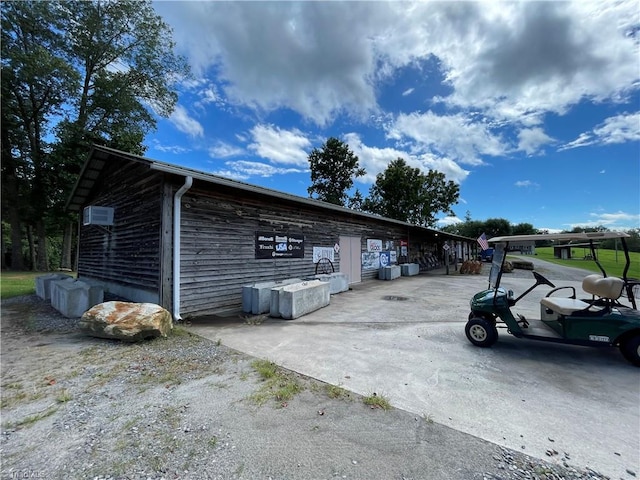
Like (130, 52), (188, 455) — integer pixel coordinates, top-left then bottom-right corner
(0, 259), (635, 480)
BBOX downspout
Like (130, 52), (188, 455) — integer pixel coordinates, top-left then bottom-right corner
(173, 176), (193, 321)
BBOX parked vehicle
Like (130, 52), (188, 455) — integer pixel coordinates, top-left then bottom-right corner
(465, 232), (640, 366)
(478, 248), (494, 262)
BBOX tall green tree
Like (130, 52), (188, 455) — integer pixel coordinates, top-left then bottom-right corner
(1, 0), (189, 270)
(512, 222), (537, 236)
(362, 158), (459, 227)
(482, 218), (512, 238)
(1, 1), (79, 269)
(307, 137), (365, 206)
(51, 0), (188, 269)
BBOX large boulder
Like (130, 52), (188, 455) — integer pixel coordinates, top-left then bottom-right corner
(79, 301), (172, 342)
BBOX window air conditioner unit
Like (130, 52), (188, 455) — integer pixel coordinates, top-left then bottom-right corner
(83, 206), (114, 226)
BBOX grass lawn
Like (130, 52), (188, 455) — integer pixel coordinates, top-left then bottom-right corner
(0, 271), (76, 299)
(532, 247), (640, 279)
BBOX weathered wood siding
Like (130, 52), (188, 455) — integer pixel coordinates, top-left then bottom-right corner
(178, 183), (411, 317)
(78, 160), (164, 302)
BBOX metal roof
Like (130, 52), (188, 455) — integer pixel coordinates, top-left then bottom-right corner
(66, 145), (472, 242)
(489, 232), (629, 243)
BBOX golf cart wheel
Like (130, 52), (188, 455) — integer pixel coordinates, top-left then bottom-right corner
(620, 335), (640, 367)
(465, 317), (498, 348)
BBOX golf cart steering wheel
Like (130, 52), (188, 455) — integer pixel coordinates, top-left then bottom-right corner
(533, 271), (555, 288)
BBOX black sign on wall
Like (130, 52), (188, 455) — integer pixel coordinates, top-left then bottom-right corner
(255, 232), (305, 259)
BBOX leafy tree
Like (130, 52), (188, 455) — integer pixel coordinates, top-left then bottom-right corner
(441, 219), (484, 238)
(1, 1), (79, 269)
(512, 222), (537, 235)
(307, 137), (365, 206)
(347, 188), (365, 211)
(441, 216), (523, 240)
(1, 0), (188, 270)
(483, 218), (512, 238)
(362, 158), (459, 227)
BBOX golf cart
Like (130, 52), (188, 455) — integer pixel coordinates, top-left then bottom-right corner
(465, 232), (640, 366)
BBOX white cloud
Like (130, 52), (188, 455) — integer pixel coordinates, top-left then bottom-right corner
(437, 216), (462, 227)
(344, 132), (470, 185)
(560, 112), (640, 150)
(156, 2), (385, 126)
(568, 211), (640, 230)
(388, 111), (506, 165)
(209, 141), (244, 158)
(593, 112), (640, 145)
(149, 139), (190, 154)
(157, 1), (638, 129)
(169, 105), (204, 138)
(515, 180), (540, 188)
(194, 82), (227, 110)
(210, 160), (306, 181)
(517, 127), (554, 155)
(248, 124), (311, 166)
(559, 132), (593, 151)
(402, 88), (414, 96)
(422, 2), (640, 121)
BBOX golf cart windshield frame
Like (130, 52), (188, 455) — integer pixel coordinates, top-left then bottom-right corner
(487, 231), (633, 292)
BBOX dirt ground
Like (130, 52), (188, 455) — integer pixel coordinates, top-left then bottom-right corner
(0, 294), (616, 480)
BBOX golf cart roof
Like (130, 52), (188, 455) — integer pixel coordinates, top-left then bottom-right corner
(489, 232), (630, 243)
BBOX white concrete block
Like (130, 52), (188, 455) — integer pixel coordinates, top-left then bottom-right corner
(400, 263), (420, 276)
(279, 280), (330, 320)
(51, 279), (104, 318)
(35, 273), (73, 300)
(314, 272), (349, 294)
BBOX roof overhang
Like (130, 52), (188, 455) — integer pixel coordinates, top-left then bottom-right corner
(489, 232), (629, 243)
(67, 145), (473, 243)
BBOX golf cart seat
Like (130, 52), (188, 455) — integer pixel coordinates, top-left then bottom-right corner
(582, 274), (624, 301)
(540, 274), (624, 316)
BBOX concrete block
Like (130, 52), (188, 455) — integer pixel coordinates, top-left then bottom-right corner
(49, 277), (76, 306)
(379, 265), (401, 280)
(314, 272), (349, 294)
(241, 284), (254, 313)
(250, 278), (303, 315)
(51, 279), (104, 318)
(35, 273), (73, 300)
(400, 263), (420, 276)
(279, 280), (330, 320)
(269, 285), (288, 318)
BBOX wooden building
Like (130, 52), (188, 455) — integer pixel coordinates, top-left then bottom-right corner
(553, 242), (598, 260)
(67, 145), (474, 320)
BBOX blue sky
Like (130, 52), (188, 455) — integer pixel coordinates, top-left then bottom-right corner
(146, 1), (640, 233)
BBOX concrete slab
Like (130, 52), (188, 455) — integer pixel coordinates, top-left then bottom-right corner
(188, 264), (640, 480)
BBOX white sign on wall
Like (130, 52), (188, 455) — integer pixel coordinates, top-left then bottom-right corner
(313, 246), (335, 263)
(362, 251), (380, 270)
(367, 239), (383, 252)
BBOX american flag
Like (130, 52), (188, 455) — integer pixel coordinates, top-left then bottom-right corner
(477, 233), (489, 251)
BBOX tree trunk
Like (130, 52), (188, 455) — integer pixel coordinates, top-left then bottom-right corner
(60, 221), (74, 271)
(1, 129), (25, 270)
(8, 200), (24, 271)
(36, 219), (48, 271)
(27, 225), (36, 271)
(1, 223), (5, 270)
